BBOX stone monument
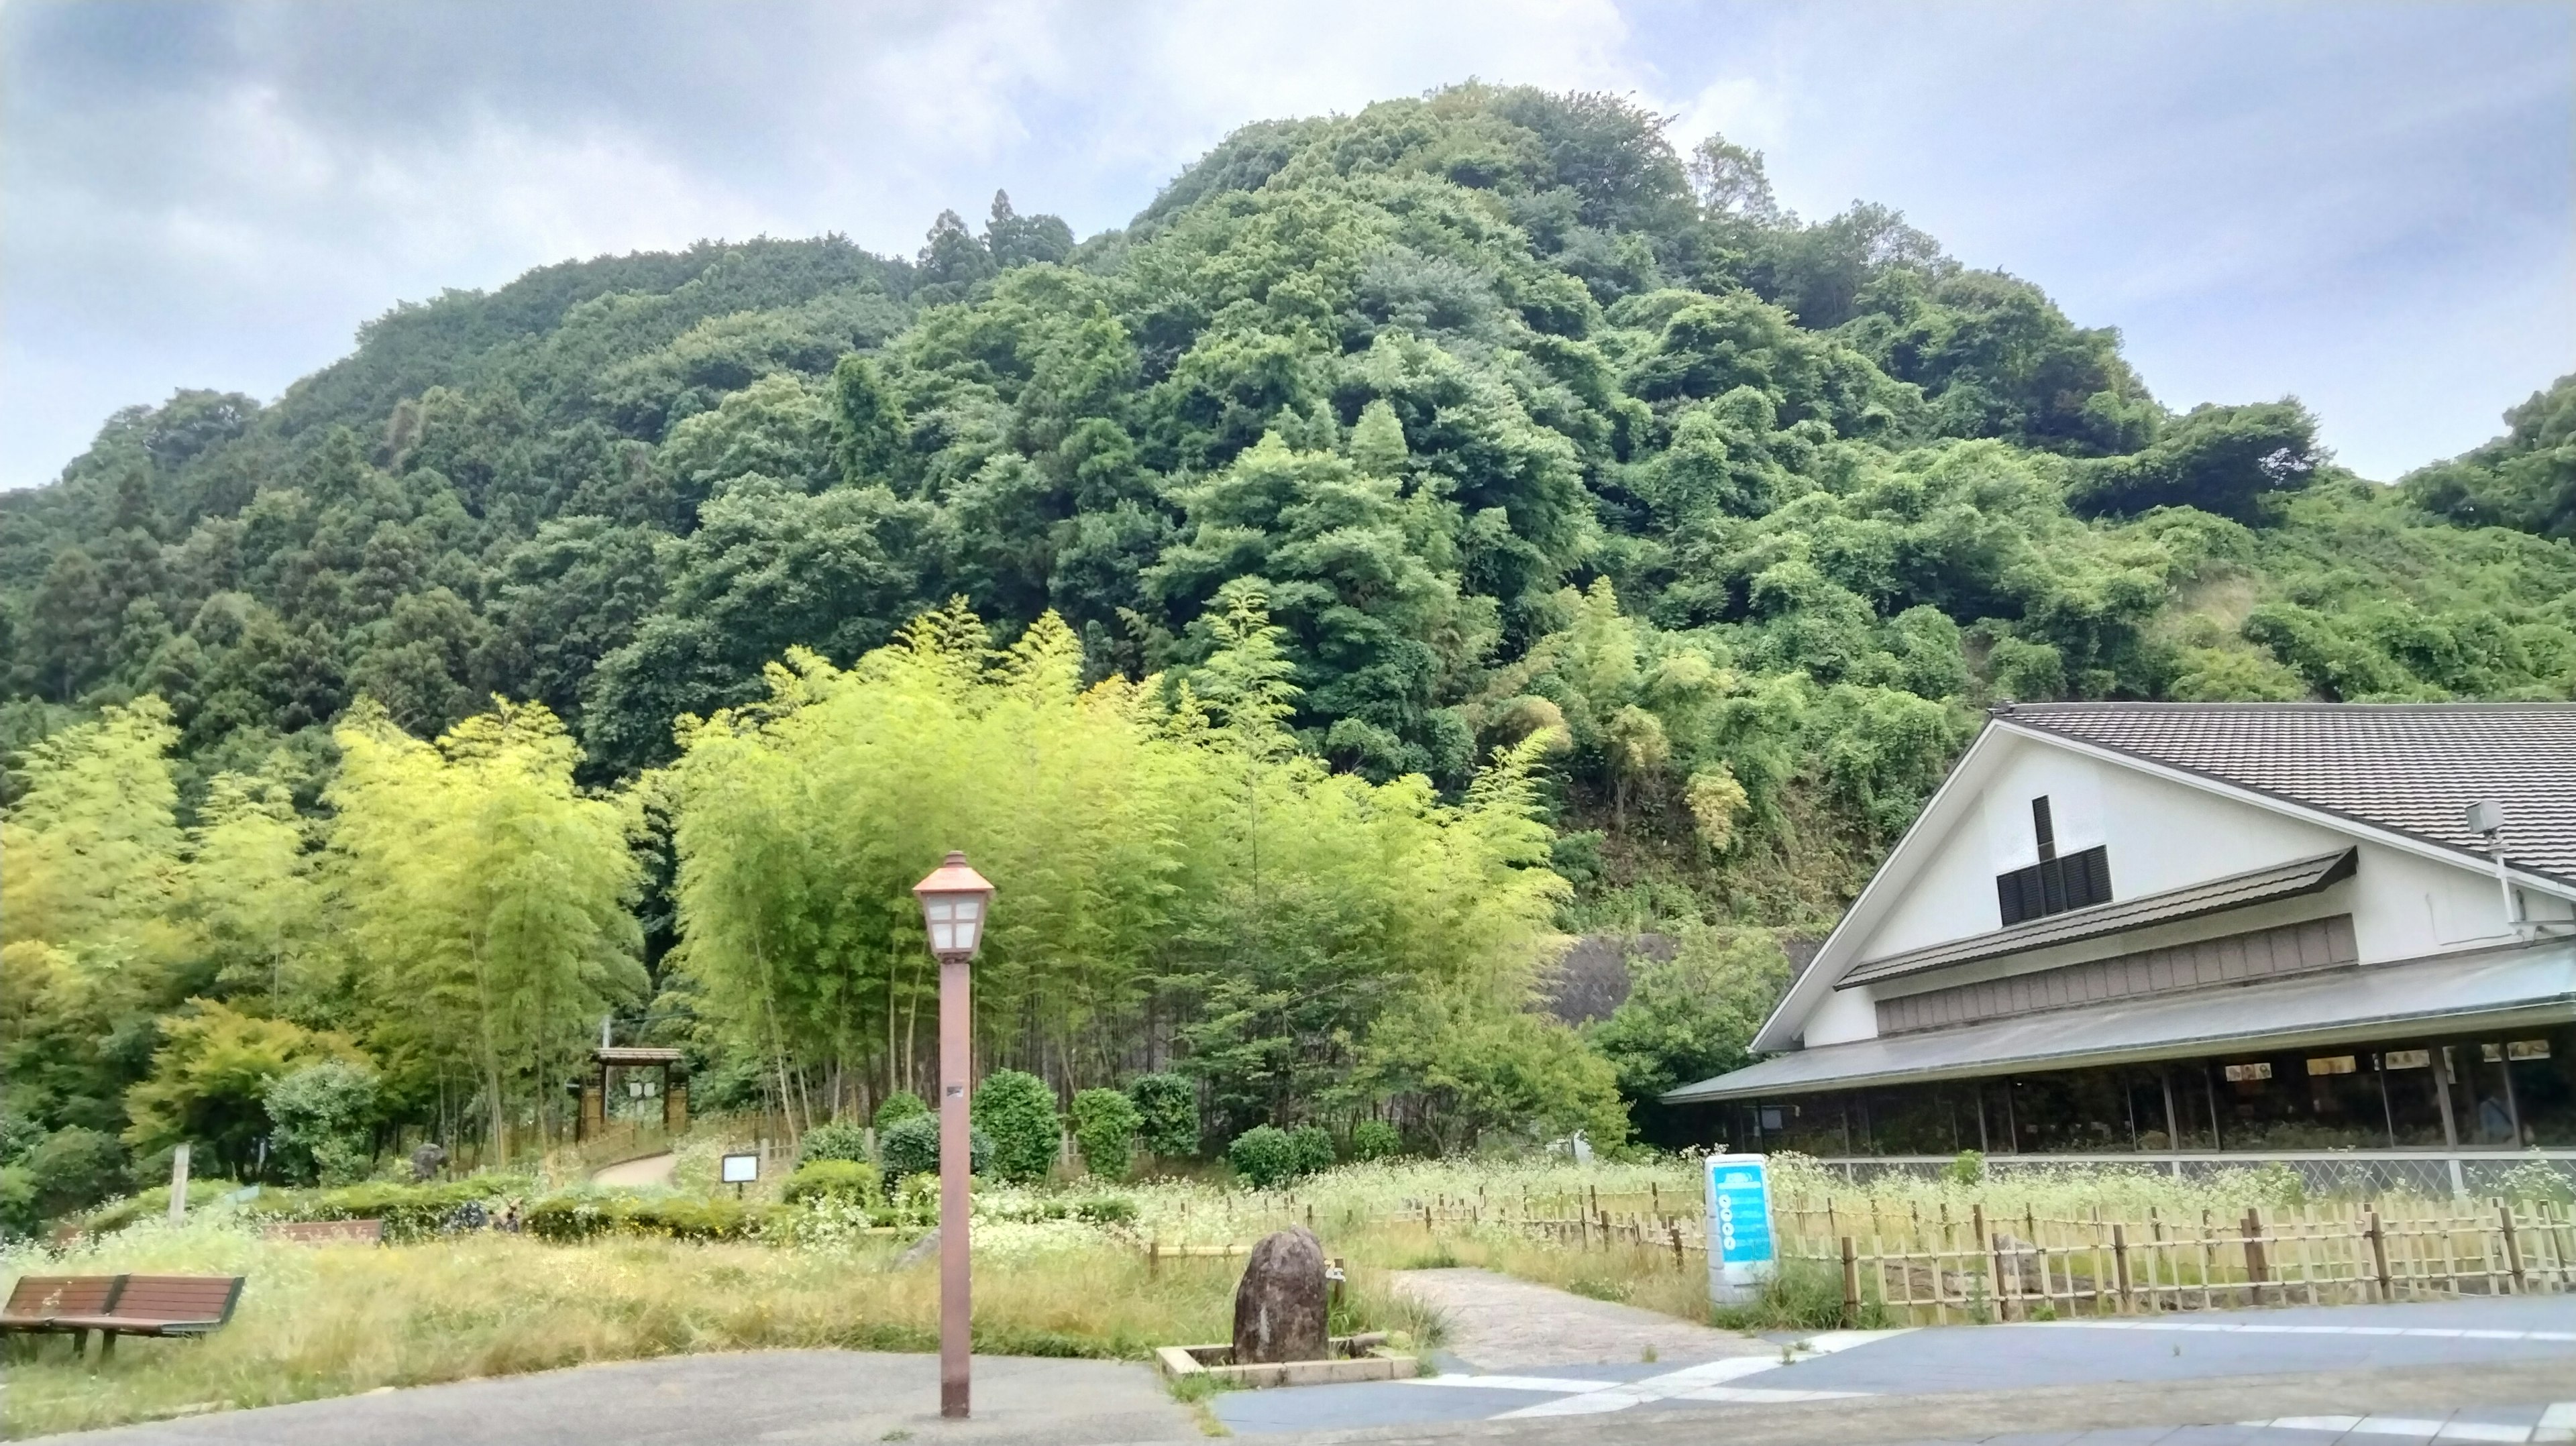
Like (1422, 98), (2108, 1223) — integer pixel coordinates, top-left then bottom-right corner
(1231, 1226), (1328, 1364)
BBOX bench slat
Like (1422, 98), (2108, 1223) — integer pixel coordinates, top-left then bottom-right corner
(1, 1274), (124, 1320)
(73, 1276), (244, 1328)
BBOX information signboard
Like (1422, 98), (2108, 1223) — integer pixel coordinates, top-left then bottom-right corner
(720, 1153), (760, 1184)
(1703, 1152), (1776, 1304)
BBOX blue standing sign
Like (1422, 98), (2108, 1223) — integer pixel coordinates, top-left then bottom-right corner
(1704, 1152), (1776, 1304)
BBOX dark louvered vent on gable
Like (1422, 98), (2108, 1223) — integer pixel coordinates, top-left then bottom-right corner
(1996, 795), (2112, 925)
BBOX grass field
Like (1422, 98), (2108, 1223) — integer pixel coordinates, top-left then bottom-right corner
(16, 1145), (2567, 1437)
(0, 1214), (1435, 1439)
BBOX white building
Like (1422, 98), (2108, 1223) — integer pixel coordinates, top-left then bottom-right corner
(1664, 704), (2576, 1187)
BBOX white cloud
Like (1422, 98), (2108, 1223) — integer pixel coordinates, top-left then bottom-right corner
(2, 0), (2568, 489)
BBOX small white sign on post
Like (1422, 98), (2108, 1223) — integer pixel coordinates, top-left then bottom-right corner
(720, 1153), (760, 1184)
(1704, 1152), (1776, 1305)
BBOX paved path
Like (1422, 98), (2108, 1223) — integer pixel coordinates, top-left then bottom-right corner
(1389, 1268), (1770, 1369)
(1213, 1294), (2576, 1439)
(589, 1151), (677, 1188)
(32, 1350), (1195, 1445)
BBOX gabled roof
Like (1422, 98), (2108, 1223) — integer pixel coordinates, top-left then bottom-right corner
(1745, 702), (2576, 1056)
(1835, 847), (2357, 989)
(2001, 704), (2576, 887)
(1666, 940), (2575, 1103)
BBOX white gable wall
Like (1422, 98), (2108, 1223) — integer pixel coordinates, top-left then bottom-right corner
(1791, 732), (2553, 1050)
(1854, 736), (2346, 966)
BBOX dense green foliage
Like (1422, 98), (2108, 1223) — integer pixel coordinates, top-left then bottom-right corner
(1069, 1086), (1140, 1180)
(782, 1158), (880, 1205)
(794, 1117), (872, 1167)
(4, 85), (2571, 1227)
(1226, 1124), (1299, 1188)
(972, 1069), (1063, 1184)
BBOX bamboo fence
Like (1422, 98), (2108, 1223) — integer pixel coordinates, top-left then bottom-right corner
(1164, 1184), (2576, 1323)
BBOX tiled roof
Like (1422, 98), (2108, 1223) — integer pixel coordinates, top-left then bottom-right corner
(2000, 704), (2576, 887)
(1837, 848), (2356, 988)
(1664, 942), (2576, 1103)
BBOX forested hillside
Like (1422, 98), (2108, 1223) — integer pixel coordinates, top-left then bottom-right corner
(5, 85), (2572, 1219)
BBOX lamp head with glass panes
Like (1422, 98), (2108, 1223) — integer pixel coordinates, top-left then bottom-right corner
(912, 852), (996, 962)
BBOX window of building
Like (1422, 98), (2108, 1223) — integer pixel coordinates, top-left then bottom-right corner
(2165, 1064), (2218, 1150)
(1860, 1085), (1960, 1155)
(2379, 1047), (2449, 1146)
(1996, 795), (2112, 925)
(2453, 1043), (2518, 1146)
(2508, 1028), (2576, 1146)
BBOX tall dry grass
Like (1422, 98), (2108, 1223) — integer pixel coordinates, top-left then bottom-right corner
(0, 1216), (1421, 1438)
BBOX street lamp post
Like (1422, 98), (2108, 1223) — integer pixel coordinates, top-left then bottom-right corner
(913, 850), (995, 1420)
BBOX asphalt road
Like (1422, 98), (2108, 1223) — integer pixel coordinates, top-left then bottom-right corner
(33, 1293), (2576, 1446)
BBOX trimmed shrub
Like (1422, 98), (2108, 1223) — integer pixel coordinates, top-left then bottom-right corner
(1227, 1126), (1296, 1189)
(1349, 1119), (1401, 1161)
(1128, 1073), (1199, 1159)
(1070, 1088), (1140, 1180)
(798, 1118), (873, 1166)
(260, 1176), (537, 1241)
(264, 1061), (379, 1186)
(22, 1127), (125, 1222)
(878, 1113), (989, 1180)
(1075, 1194), (1138, 1225)
(971, 1070), (1060, 1184)
(525, 1190), (765, 1242)
(874, 1091), (929, 1129)
(783, 1158), (880, 1205)
(1287, 1125), (1335, 1178)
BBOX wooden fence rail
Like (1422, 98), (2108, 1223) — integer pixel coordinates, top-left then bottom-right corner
(1287, 1190), (2576, 1322)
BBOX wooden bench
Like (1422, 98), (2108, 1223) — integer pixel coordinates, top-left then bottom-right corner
(262, 1218), (384, 1245)
(1, 1274), (125, 1350)
(50, 1274), (246, 1359)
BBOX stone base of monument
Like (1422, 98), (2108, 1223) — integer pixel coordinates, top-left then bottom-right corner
(1153, 1332), (1413, 1388)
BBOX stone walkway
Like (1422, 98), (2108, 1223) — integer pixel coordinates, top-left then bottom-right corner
(589, 1151), (677, 1187)
(1391, 1267), (1771, 1369)
(34, 1350), (1195, 1445)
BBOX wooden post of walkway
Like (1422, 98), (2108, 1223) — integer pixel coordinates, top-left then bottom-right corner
(2112, 1223), (2132, 1313)
(2242, 1208), (2269, 1306)
(1841, 1236), (1862, 1323)
(2369, 1206), (2390, 1298)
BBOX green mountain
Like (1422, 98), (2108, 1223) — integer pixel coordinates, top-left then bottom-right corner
(6, 82), (2572, 915)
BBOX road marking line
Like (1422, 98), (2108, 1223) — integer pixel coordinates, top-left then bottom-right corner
(1402, 1376), (1619, 1394)
(2438, 1423), (2543, 1443)
(1676, 1386), (1870, 1403)
(2246, 1411), (2576, 1443)
(2021, 1321), (2576, 1343)
(1491, 1330), (1912, 1418)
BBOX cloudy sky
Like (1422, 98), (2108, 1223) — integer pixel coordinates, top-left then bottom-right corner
(5, 0), (2570, 491)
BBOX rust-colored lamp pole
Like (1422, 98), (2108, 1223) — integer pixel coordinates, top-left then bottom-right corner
(913, 850), (995, 1420)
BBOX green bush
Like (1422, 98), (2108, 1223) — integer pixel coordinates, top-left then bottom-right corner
(783, 1158), (880, 1205)
(72, 1176), (246, 1236)
(0, 1166), (39, 1239)
(1075, 1194), (1138, 1225)
(798, 1118), (872, 1166)
(264, 1061), (380, 1186)
(1128, 1073), (1199, 1160)
(223, 1174), (536, 1241)
(1228, 1126), (1296, 1189)
(525, 1190), (765, 1242)
(972, 1070), (1061, 1184)
(1287, 1125), (1335, 1178)
(878, 1113), (989, 1180)
(1070, 1088), (1140, 1180)
(874, 1091), (929, 1129)
(1349, 1119), (1401, 1161)
(21, 1127), (126, 1223)
(1945, 1150), (1985, 1186)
